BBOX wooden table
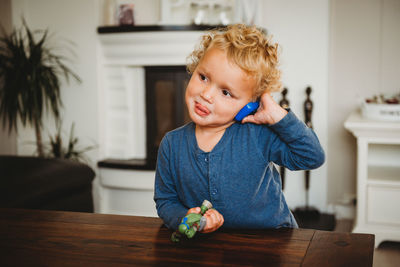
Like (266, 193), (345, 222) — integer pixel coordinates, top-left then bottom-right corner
(0, 208), (374, 266)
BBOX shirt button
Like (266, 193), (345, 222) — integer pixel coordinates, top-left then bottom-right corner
(205, 157), (208, 162)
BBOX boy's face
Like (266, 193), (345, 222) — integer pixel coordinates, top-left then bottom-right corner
(185, 47), (255, 129)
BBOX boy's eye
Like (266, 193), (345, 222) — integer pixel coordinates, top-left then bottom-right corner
(222, 89), (232, 97)
(199, 74), (207, 82)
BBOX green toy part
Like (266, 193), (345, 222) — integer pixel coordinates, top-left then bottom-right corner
(171, 200), (213, 242)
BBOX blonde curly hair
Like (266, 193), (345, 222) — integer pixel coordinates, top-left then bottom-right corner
(187, 24), (282, 98)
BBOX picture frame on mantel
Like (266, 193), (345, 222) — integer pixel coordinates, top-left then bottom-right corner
(117, 3), (135, 25)
(101, 0), (135, 26)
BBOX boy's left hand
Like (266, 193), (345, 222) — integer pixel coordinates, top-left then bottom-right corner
(241, 92), (288, 125)
(186, 207), (224, 233)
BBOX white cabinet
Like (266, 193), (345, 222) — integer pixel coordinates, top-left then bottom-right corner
(345, 110), (400, 247)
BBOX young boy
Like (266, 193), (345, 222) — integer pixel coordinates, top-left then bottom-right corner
(154, 24), (325, 233)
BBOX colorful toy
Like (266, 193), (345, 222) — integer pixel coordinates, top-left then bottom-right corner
(171, 200), (213, 242)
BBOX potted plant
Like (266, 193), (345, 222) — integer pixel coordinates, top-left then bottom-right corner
(0, 20), (80, 157)
(44, 120), (97, 164)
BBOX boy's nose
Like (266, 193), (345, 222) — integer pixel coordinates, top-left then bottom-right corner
(200, 86), (214, 103)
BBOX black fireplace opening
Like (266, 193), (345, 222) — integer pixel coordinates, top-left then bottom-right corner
(145, 66), (191, 168)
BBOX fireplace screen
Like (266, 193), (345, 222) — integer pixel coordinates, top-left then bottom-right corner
(145, 66), (191, 166)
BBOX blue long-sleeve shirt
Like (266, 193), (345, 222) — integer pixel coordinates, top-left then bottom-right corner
(154, 110), (325, 230)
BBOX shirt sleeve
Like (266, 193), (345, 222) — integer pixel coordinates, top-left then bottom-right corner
(153, 135), (188, 230)
(258, 110), (325, 170)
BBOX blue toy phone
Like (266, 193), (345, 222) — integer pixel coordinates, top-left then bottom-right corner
(234, 102), (260, 121)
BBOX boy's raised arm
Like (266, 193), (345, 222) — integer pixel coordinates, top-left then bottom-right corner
(242, 92), (325, 171)
(266, 111), (325, 171)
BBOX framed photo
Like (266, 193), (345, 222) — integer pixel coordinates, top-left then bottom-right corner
(117, 3), (135, 25)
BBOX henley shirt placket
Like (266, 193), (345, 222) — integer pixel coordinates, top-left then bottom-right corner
(208, 153), (222, 206)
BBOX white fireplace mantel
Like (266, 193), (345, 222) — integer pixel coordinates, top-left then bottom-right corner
(99, 31), (204, 66)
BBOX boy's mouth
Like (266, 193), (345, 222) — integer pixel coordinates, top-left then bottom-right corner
(194, 102), (210, 116)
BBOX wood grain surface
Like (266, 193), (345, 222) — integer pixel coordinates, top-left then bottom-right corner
(0, 208), (374, 266)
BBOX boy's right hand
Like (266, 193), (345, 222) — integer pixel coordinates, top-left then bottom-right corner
(186, 207), (224, 233)
(242, 92), (288, 125)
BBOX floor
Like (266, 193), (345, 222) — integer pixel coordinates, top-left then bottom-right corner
(335, 219), (400, 267)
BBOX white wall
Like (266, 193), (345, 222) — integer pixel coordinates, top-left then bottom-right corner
(328, 0), (400, 217)
(259, 0), (329, 212)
